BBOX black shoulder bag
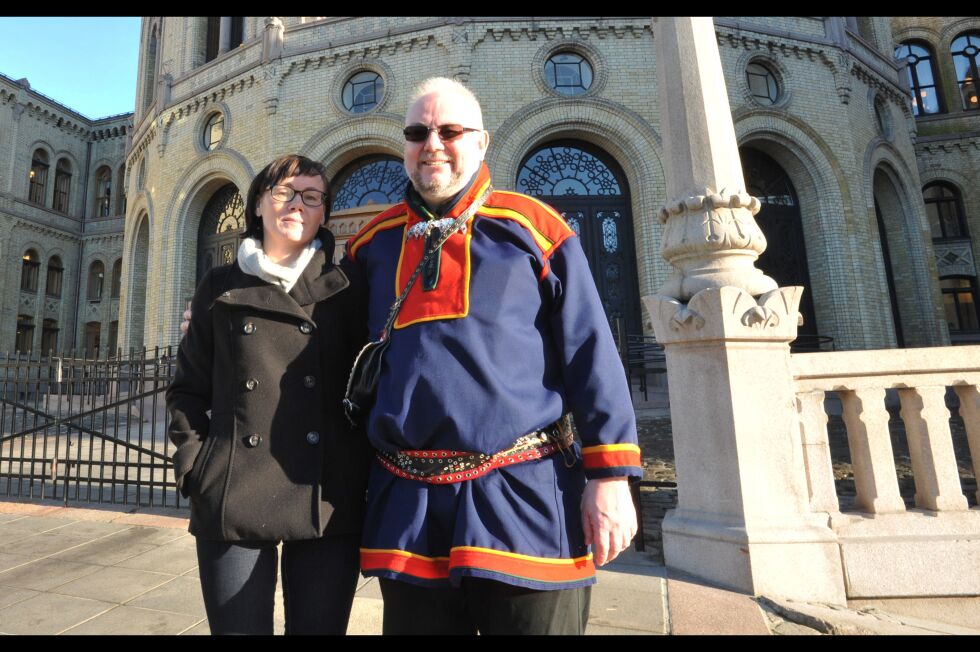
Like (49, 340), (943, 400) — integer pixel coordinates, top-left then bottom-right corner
(343, 185), (492, 427)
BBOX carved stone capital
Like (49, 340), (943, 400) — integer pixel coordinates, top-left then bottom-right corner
(644, 285), (803, 345)
(657, 187), (777, 299)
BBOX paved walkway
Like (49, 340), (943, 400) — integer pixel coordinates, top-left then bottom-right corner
(2, 498), (976, 635)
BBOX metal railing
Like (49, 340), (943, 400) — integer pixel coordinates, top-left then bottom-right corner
(0, 347), (183, 508)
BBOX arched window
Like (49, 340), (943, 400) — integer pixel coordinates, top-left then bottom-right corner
(110, 259), (122, 298)
(15, 316), (34, 353)
(331, 156), (408, 211)
(87, 261), (105, 302)
(41, 319), (59, 354)
(142, 26), (158, 113)
(21, 249), (40, 292)
(951, 31), (980, 111)
(46, 256), (63, 298)
(923, 182), (969, 239)
(53, 158), (71, 213)
(895, 41), (942, 115)
(29, 149), (49, 205)
(95, 166), (112, 217)
(197, 183), (246, 283)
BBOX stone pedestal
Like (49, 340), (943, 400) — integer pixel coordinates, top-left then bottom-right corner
(645, 287), (846, 603)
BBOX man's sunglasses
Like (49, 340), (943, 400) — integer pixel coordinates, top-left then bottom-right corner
(403, 124), (482, 143)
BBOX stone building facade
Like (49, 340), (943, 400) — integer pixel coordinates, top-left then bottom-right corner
(0, 74), (131, 356)
(5, 17), (979, 354)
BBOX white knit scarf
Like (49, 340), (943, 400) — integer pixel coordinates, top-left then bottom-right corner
(236, 237), (321, 293)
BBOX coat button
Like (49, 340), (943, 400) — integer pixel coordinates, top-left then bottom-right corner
(306, 431), (320, 445)
(247, 433), (262, 447)
(299, 322), (312, 334)
(303, 375), (316, 388)
(243, 322), (256, 334)
(245, 378), (258, 391)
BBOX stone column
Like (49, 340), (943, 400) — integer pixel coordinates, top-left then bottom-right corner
(219, 16), (232, 54)
(647, 17), (845, 603)
(262, 17), (284, 64)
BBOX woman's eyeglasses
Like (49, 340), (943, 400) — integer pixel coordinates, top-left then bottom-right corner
(402, 124), (482, 143)
(269, 185), (327, 207)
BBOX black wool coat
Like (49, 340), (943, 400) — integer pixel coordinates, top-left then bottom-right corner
(166, 231), (370, 541)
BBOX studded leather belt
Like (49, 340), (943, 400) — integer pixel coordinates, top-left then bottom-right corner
(375, 416), (576, 484)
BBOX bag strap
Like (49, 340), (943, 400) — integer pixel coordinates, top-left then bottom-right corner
(378, 184), (493, 339)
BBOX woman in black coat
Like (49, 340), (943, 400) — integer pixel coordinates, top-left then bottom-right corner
(166, 154), (370, 635)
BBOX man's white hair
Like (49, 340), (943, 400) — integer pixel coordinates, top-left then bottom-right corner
(407, 77), (484, 129)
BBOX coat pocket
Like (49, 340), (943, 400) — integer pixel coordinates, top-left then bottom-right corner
(186, 433), (219, 498)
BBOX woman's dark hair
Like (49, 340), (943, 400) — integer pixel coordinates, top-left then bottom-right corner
(243, 154), (331, 240)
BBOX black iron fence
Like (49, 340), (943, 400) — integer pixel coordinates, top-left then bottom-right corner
(0, 347), (184, 508)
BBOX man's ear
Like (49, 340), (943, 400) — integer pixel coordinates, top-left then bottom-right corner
(478, 130), (490, 160)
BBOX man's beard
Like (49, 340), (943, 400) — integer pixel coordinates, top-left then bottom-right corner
(410, 165), (465, 203)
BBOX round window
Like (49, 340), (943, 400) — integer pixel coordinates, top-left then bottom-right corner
(544, 52), (593, 96)
(746, 62), (779, 105)
(342, 71), (384, 113)
(203, 113), (224, 151)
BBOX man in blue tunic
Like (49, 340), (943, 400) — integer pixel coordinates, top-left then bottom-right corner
(347, 77), (642, 635)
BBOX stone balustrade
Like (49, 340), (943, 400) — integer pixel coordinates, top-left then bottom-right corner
(791, 345), (980, 597)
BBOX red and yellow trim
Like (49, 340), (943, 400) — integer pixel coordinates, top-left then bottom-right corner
(581, 443), (642, 470)
(360, 548), (450, 580)
(361, 546), (595, 584)
(481, 191), (576, 257)
(346, 206), (410, 261)
(450, 547), (595, 584)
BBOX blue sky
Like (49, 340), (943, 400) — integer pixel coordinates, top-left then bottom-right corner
(0, 17), (141, 119)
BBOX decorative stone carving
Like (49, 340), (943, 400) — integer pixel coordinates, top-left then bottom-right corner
(934, 240), (976, 277)
(645, 285), (803, 345)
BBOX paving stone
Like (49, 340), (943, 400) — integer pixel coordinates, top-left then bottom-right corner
(666, 575), (770, 635)
(346, 596), (383, 635)
(56, 520), (134, 538)
(0, 551), (33, 573)
(587, 623), (658, 635)
(0, 513), (24, 524)
(1, 531), (95, 558)
(355, 575), (382, 600)
(0, 515), (74, 535)
(51, 536), (158, 566)
(61, 605), (202, 635)
(51, 566), (174, 603)
(0, 592), (113, 634)
(592, 568), (668, 634)
(0, 558), (102, 591)
(0, 586), (39, 609)
(113, 536), (198, 575)
(180, 618), (211, 635)
(126, 576), (206, 617)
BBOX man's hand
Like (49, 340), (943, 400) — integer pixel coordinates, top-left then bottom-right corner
(180, 303), (192, 336)
(581, 477), (637, 566)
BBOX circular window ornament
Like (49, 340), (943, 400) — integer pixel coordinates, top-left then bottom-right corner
(746, 62), (780, 106)
(544, 52), (593, 96)
(203, 112), (224, 151)
(342, 71), (384, 114)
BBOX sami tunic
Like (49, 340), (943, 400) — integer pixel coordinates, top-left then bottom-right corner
(346, 164), (642, 590)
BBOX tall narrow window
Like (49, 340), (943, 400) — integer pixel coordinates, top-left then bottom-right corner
(83, 322), (101, 359)
(923, 182), (968, 239)
(15, 316), (34, 353)
(53, 158), (71, 213)
(95, 166), (112, 216)
(110, 259), (122, 298)
(229, 17), (244, 49)
(205, 17), (220, 62)
(951, 31), (980, 111)
(115, 165), (127, 214)
(941, 278), (980, 333)
(142, 26), (158, 113)
(46, 256), (63, 298)
(41, 319), (59, 354)
(107, 320), (119, 356)
(29, 149), (49, 205)
(895, 41), (942, 115)
(88, 261), (105, 302)
(21, 250), (40, 292)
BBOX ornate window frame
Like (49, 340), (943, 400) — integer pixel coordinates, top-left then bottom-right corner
(533, 39), (607, 99)
(331, 60), (393, 117)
